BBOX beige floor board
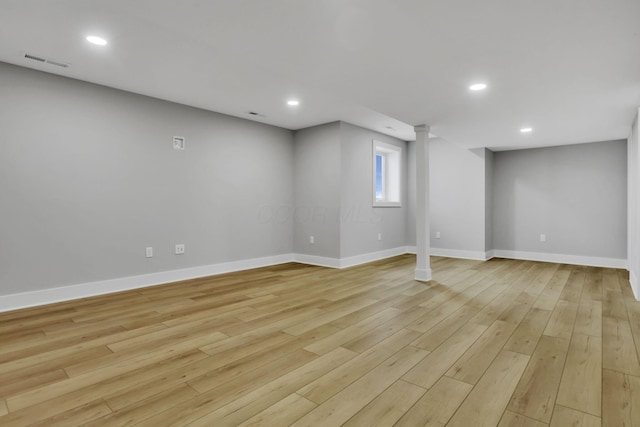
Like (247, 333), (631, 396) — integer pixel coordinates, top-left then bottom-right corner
(7, 332), (224, 411)
(498, 410), (548, 427)
(304, 307), (403, 355)
(87, 384), (199, 426)
(504, 307), (552, 355)
(558, 270), (586, 303)
(0, 256), (633, 426)
(602, 315), (640, 376)
(28, 399), (113, 427)
(602, 288), (628, 320)
(447, 350), (530, 427)
(188, 325), (338, 395)
(498, 294), (535, 325)
(137, 349), (319, 427)
(602, 369), (640, 427)
(291, 346), (428, 427)
(342, 305), (429, 353)
(237, 393), (317, 427)
(574, 298), (602, 337)
(0, 324), (125, 364)
(64, 330), (227, 378)
(0, 368), (68, 399)
(394, 376), (472, 427)
(107, 332), (294, 409)
(507, 335), (570, 423)
(342, 380), (425, 427)
(5, 348), (208, 425)
(187, 347), (358, 426)
(283, 297), (378, 336)
(0, 345), (112, 385)
(411, 304), (479, 351)
(626, 300), (640, 361)
(298, 328), (420, 404)
(532, 269), (570, 311)
(446, 319), (518, 385)
(0, 323), (167, 376)
(556, 334), (602, 416)
(550, 405), (600, 427)
(402, 322), (487, 389)
(543, 300), (579, 340)
(582, 268), (604, 301)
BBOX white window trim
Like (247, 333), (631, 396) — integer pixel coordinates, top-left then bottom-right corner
(372, 140), (402, 207)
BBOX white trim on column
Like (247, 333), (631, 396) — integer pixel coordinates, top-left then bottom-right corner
(414, 268), (432, 281)
(414, 124), (431, 282)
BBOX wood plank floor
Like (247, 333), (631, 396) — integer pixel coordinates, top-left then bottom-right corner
(0, 255), (638, 426)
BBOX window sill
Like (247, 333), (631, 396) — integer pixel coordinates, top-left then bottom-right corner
(373, 202), (402, 208)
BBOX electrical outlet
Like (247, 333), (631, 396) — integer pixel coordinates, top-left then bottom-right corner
(173, 136), (185, 150)
(145, 247), (153, 258)
(309, 236), (315, 244)
(540, 234), (546, 242)
(435, 231), (441, 239)
(175, 244), (185, 254)
(378, 233), (382, 241)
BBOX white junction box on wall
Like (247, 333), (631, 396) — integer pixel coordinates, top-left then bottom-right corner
(173, 136), (185, 150)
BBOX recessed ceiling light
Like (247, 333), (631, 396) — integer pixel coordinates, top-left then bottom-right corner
(469, 83), (488, 91)
(287, 100), (300, 106)
(520, 127), (533, 133)
(86, 36), (107, 46)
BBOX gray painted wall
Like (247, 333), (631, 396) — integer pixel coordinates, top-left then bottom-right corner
(406, 141), (417, 247)
(339, 122), (407, 258)
(493, 140), (627, 259)
(628, 110), (639, 297)
(485, 149), (494, 252)
(427, 139), (488, 253)
(0, 62), (294, 295)
(293, 122), (341, 258)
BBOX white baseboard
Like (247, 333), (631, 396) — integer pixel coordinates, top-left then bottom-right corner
(405, 246), (493, 261)
(0, 248), (414, 313)
(0, 254), (295, 313)
(430, 247), (493, 261)
(4, 246), (628, 313)
(630, 271), (640, 301)
(492, 250), (628, 269)
(292, 246), (411, 269)
(291, 253), (341, 269)
(415, 268), (432, 282)
(338, 247), (410, 268)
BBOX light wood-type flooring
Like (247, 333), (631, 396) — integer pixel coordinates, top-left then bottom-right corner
(0, 255), (639, 426)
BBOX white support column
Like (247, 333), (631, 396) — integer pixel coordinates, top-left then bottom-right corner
(414, 125), (431, 281)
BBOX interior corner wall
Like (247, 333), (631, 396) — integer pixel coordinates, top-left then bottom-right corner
(406, 141), (417, 247)
(0, 61), (295, 297)
(493, 140), (627, 263)
(628, 109), (640, 299)
(484, 149), (494, 253)
(292, 123), (341, 258)
(428, 139), (488, 256)
(339, 122), (408, 258)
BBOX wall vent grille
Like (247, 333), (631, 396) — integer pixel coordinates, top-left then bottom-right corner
(24, 53), (70, 68)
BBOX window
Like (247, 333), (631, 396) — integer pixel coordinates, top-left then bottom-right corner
(373, 140), (401, 207)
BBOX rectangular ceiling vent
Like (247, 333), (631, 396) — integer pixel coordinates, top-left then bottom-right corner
(24, 53), (70, 68)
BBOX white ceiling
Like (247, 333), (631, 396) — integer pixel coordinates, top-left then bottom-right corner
(1, 0), (639, 149)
